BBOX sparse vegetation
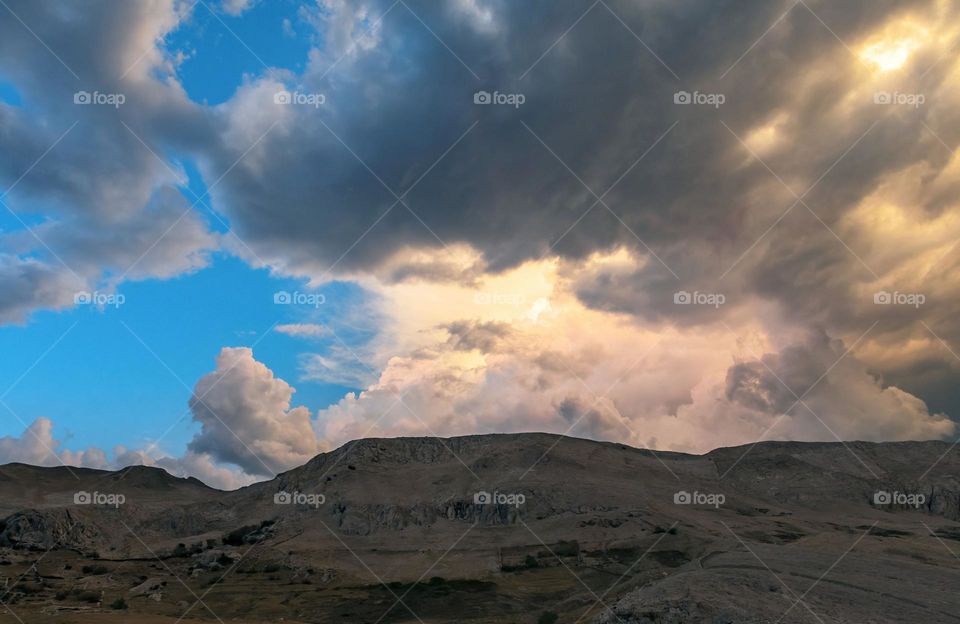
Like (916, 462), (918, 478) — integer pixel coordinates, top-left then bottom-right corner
(538, 612), (559, 624)
(81, 564), (108, 575)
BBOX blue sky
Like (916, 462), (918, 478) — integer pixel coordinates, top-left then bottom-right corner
(0, 1), (366, 458)
(0, 0), (957, 487)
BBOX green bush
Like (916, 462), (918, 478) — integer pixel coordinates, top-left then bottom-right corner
(538, 612), (559, 624)
(110, 597), (128, 610)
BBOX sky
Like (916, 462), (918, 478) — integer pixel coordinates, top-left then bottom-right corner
(0, 0), (958, 489)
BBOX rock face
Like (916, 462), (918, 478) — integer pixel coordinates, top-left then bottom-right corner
(0, 434), (958, 622)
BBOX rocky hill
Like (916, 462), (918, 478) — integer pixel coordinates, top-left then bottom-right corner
(0, 434), (958, 623)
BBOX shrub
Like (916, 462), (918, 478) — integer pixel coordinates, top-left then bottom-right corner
(538, 612), (559, 624)
(110, 598), (128, 610)
(81, 565), (109, 575)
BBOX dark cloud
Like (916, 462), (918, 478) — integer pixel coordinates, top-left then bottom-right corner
(0, 0), (958, 426)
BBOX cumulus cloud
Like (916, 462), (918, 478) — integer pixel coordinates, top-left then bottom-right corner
(0, 348), (322, 490)
(188, 347), (322, 477)
(310, 256), (954, 454)
(1, 0), (959, 484)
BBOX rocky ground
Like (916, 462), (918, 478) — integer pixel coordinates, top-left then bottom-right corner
(0, 433), (957, 622)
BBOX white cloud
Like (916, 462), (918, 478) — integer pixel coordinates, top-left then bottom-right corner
(187, 347), (322, 477)
(276, 323), (330, 338)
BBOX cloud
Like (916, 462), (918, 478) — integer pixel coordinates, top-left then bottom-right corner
(187, 347), (322, 477)
(0, 417), (108, 469)
(311, 256), (955, 453)
(275, 323), (330, 338)
(0, 347), (325, 490)
(221, 0), (257, 17)
(0, 0), (217, 323)
(0, 0), (959, 470)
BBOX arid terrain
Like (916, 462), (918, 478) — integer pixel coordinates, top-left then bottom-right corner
(0, 433), (958, 623)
